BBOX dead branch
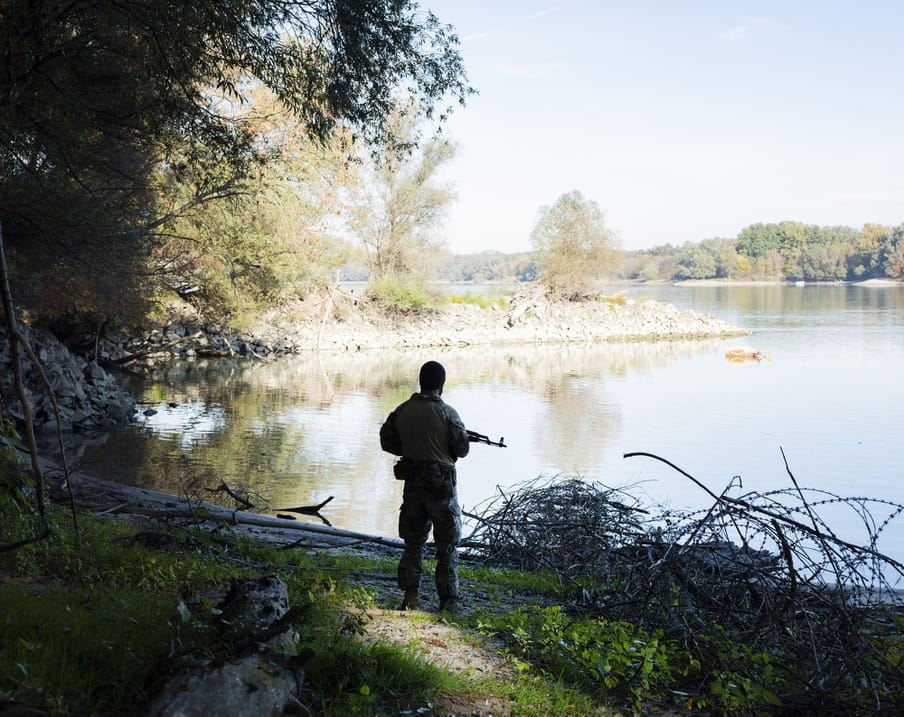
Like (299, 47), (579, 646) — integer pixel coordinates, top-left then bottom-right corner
(624, 450), (904, 572)
(460, 457), (904, 711)
(277, 496), (335, 515)
(206, 482), (256, 510)
(275, 496), (334, 526)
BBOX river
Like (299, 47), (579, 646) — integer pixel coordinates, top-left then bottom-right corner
(65, 283), (904, 565)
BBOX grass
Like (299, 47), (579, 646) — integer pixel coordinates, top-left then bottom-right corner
(1, 584), (183, 714)
(3, 499), (901, 715)
(0, 508), (612, 715)
(447, 292), (508, 309)
(365, 276), (439, 312)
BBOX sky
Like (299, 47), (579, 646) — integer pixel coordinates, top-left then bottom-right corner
(421, 1), (904, 254)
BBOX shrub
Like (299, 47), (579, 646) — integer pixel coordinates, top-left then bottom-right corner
(447, 293), (507, 309)
(367, 276), (436, 312)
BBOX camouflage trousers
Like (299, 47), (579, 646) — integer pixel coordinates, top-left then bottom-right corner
(396, 464), (462, 602)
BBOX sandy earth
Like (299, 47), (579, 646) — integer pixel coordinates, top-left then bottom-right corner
(358, 607), (517, 716)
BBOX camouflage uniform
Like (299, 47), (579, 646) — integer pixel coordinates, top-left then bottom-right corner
(380, 393), (469, 606)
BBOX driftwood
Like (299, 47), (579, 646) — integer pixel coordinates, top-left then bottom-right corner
(205, 482), (256, 510)
(277, 496), (335, 514)
(40, 460), (404, 551)
(191, 478), (335, 527)
(276, 495), (335, 526)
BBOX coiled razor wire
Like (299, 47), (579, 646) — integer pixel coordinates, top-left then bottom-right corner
(461, 449), (904, 711)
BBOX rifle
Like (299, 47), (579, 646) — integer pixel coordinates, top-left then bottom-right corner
(467, 429), (506, 448)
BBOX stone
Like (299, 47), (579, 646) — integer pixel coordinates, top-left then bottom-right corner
(84, 361), (107, 381)
(147, 575), (309, 717)
(218, 575), (289, 637)
(146, 652), (307, 717)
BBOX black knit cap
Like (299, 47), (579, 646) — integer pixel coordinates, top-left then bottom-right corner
(419, 360), (446, 391)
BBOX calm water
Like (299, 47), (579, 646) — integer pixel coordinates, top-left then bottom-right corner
(66, 284), (904, 562)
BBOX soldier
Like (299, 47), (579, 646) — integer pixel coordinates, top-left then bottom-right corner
(380, 360), (470, 613)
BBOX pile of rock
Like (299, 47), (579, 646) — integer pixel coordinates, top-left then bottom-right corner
(259, 286), (750, 352)
(67, 285), (750, 360)
(0, 322), (136, 433)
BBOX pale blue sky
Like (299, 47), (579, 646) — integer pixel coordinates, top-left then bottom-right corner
(424, 1), (904, 253)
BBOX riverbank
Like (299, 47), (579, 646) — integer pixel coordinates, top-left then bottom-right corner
(668, 277), (903, 287)
(1, 285), (748, 433)
(5, 451), (901, 716)
(249, 283), (750, 352)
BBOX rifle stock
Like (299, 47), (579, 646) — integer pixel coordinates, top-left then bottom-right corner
(466, 429), (506, 447)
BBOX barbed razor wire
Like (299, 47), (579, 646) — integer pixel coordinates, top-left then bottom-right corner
(460, 449), (904, 711)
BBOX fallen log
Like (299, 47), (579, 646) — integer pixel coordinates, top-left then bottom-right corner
(36, 454), (404, 551)
(105, 502), (402, 549)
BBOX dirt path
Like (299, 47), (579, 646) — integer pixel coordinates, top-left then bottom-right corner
(359, 606), (516, 716)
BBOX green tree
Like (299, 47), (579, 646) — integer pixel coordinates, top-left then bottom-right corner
(796, 244), (849, 281)
(530, 191), (619, 297)
(777, 221), (826, 276)
(848, 223), (892, 278)
(674, 238), (736, 280)
(155, 83), (357, 318)
(878, 226), (904, 278)
(753, 249), (785, 280)
(0, 0), (471, 319)
(675, 242), (717, 279)
(736, 223), (783, 259)
(350, 110), (457, 281)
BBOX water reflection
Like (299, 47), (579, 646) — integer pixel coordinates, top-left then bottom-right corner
(68, 338), (726, 537)
(59, 284), (904, 559)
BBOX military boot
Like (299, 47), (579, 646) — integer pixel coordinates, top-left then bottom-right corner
(439, 597), (461, 614)
(400, 589), (421, 611)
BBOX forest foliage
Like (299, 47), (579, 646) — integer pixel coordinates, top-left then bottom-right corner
(0, 0), (471, 323)
(440, 220), (904, 287)
(620, 220), (904, 283)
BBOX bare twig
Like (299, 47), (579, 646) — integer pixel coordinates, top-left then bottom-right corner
(460, 457), (904, 710)
(0, 223), (56, 549)
(207, 482), (256, 510)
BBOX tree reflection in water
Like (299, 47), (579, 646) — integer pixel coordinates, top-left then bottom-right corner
(65, 339), (725, 537)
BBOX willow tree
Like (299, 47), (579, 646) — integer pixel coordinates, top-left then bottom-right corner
(153, 83), (359, 318)
(530, 191), (619, 298)
(349, 109), (457, 283)
(0, 0), (471, 321)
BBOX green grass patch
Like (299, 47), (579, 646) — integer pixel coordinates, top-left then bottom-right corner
(304, 634), (454, 716)
(447, 292), (507, 309)
(0, 583), (202, 714)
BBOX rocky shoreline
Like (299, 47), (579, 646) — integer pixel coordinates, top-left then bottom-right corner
(1, 286), (748, 433)
(256, 287), (749, 352)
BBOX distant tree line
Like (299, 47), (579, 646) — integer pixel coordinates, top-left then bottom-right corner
(434, 251), (537, 283)
(621, 221), (904, 282)
(435, 220), (904, 287)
